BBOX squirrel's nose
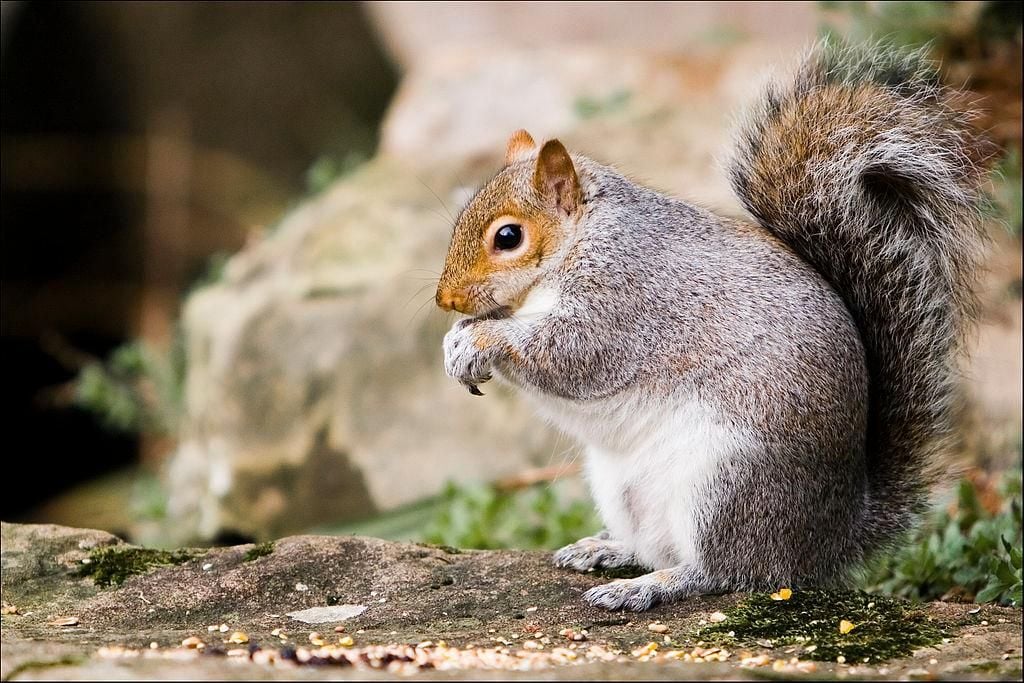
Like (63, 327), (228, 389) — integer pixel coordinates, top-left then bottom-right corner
(436, 289), (467, 312)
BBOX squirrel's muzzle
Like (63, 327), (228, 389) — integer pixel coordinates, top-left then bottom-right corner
(436, 287), (469, 313)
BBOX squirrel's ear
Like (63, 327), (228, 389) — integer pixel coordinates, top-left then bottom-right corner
(533, 139), (580, 216)
(505, 129), (537, 165)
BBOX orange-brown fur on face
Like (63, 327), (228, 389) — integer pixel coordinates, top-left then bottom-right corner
(437, 133), (580, 316)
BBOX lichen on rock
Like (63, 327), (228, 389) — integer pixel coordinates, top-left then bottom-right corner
(77, 547), (200, 588)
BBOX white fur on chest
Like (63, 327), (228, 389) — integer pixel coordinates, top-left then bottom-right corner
(513, 284), (560, 321)
(528, 388), (749, 570)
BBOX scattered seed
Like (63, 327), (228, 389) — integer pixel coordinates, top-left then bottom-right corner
(648, 622), (669, 633)
(50, 616), (79, 627)
(228, 631), (249, 644)
(181, 636), (204, 649)
(836, 655), (846, 664)
(295, 582), (309, 592)
(334, 626), (346, 633)
(839, 619), (856, 634)
(218, 624), (229, 633)
(202, 563), (213, 571)
(309, 632), (325, 646)
(709, 611), (727, 623)
(338, 635), (354, 647)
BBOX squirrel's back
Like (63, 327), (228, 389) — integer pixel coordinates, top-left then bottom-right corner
(729, 41), (992, 549)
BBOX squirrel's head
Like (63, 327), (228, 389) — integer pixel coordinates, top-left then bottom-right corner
(436, 130), (582, 316)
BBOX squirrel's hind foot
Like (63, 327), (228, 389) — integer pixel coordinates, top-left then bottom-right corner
(553, 532), (635, 572)
(582, 565), (707, 611)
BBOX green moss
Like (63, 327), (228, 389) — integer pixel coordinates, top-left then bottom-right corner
(78, 547), (197, 587)
(243, 542), (275, 562)
(698, 589), (944, 663)
(416, 542), (462, 555)
(592, 565), (648, 580)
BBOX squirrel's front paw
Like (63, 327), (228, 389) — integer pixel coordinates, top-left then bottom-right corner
(443, 320), (494, 396)
(582, 566), (704, 611)
(554, 533), (636, 572)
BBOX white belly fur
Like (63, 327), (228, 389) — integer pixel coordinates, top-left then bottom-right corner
(522, 386), (751, 570)
(497, 284), (748, 570)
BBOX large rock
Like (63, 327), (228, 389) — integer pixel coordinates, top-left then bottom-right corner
(1, 522), (1020, 680)
(165, 42), (783, 542)
(364, 2), (817, 72)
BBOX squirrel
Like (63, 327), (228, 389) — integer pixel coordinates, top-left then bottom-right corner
(434, 41), (991, 611)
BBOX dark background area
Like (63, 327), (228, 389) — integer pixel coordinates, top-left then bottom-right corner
(1, 1), (398, 517)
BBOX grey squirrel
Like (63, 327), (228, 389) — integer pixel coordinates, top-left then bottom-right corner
(434, 41), (991, 611)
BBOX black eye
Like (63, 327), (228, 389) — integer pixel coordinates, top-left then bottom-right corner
(494, 224), (523, 251)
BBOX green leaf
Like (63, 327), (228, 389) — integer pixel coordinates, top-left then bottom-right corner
(975, 583), (1004, 604)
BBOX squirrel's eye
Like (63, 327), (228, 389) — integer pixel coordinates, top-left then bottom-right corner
(494, 224), (523, 251)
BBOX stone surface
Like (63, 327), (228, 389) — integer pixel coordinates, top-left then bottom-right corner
(1, 523), (1021, 680)
(286, 605), (367, 624)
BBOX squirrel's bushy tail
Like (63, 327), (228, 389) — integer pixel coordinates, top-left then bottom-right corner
(729, 41), (991, 551)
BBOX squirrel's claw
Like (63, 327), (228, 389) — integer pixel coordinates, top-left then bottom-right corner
(444, 322), (494, 396)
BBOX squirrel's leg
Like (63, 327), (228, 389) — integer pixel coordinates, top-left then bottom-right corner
(553, 530), (636, 572)
(583, 564), (711, 611)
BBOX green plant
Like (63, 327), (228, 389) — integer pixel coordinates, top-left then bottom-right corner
(863, 471), (1023, 606)
(991, 147), (1023, 236)
(304, 150), (368, 195)
(423, 481), (600, 550)
(73, 330), (187, 436)
(818, 1), (990, 52)
(574, 89), (631, 121)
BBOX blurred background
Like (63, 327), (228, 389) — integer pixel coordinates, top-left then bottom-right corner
(2, 2), (1021, 603)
